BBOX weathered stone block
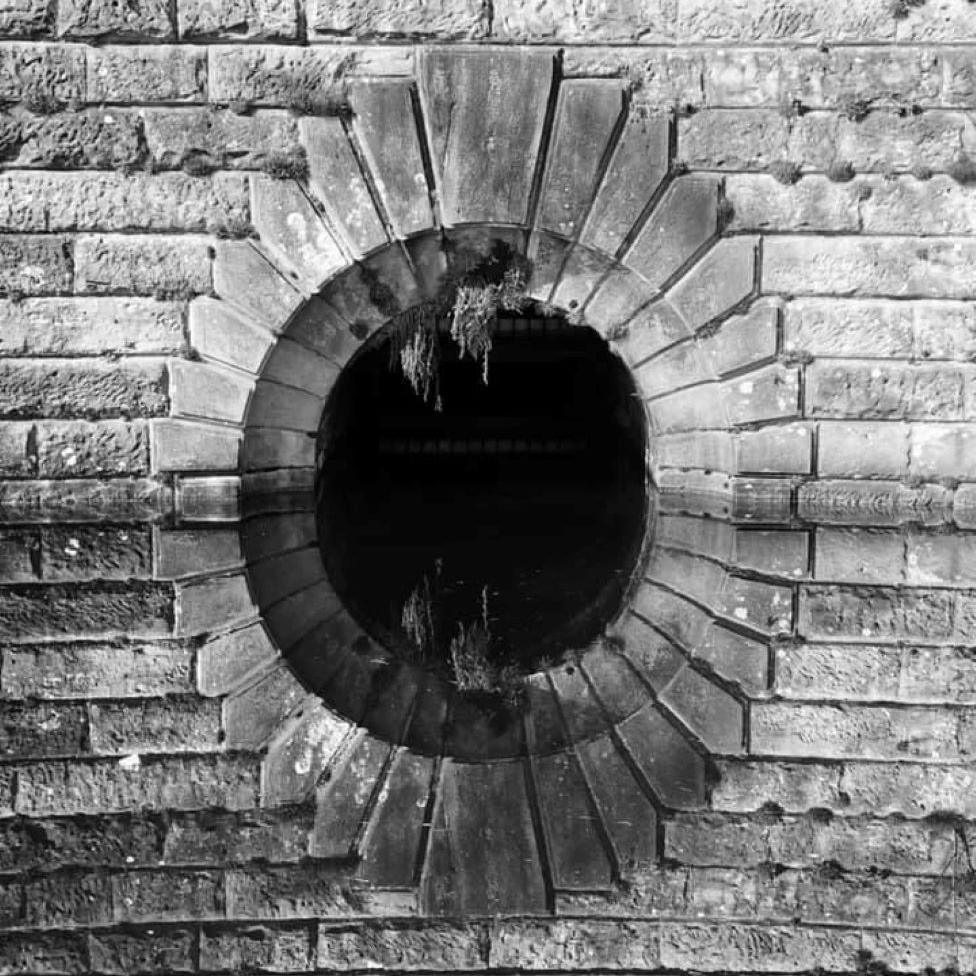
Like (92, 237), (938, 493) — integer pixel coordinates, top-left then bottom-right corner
(200, 925), (313, 972)
(112, 869), (224, 922)
(910, 423), (976, 480)
(800, 585), (953, 642)
(150, 419), (241, 473)
(8, 109), (142, 169)
(0, 297), (185, 356)
(88, 931), (194, 974)
(0, 234), (73, 295)
(677, 0), (894, 42)
(57, 0), (174, 39)
(178, 0), (297, 39)
(1, 641), (193, 699)
(176, 573), (256, 636)
(806, 361), (971, 420)
(311, 0), (486, 37)
(765, 236), (976, 299)
(197, 621), (276, 696)
(0, 0), (53, 36)
(726, 175), (860, 232)
(87, 45), (206, 102)
(223, 662), (307, 750)
(736, 423), (812, 475)
(0, 44), (86, 103)
(0, 358), (167, 419)
(420, 49), (553, 226)
(90, 697), (221, 755)
(154, 527), (242, 581)
(164, 806), (312, 864)
(75, 234), (213, 297)
(317, 922), (485, 971)
(817, 421), (909, 479)
(0, 701), (88, 759)
(188, 297), (273, 373)
(251, 175), (346, 288)
(16, 754), (259, 815)
(490, 919), (659, 969)
(242, 428), (315, 470)
(213, 240), (303, 330)
(226, 862), (359, 918)
(33, 420), (148, 477)
(246, 379), (323, 431)
(0, 581), (172, 640)
(169, 359), (253, 424)
(263, 700), (351, 805)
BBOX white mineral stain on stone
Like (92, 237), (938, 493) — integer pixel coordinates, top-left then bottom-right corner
(739, 381), (754, 393)
(734, 607), (749, 620)
(118, 753), (141, 770)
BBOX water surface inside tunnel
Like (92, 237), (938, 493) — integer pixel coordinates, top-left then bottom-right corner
(314, 308), (651, 709)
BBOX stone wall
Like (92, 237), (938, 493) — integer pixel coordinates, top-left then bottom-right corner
(5, 0), (976, 973)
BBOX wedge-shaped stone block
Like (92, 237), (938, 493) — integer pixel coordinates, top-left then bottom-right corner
(537, 80), (625, 239)
(549, 243), (615, 312)
(631, 582), (712, 652)
(153, 527), (242, 580)
(584, 265), (658, 332)
(625, 175), (720, 292)
(576, 733), (658, 878)
(264, 699), (352, 806)
(617, 705), (708, 810)
(251, 176), (346, 289)
(421, 759), (547, 915)
(242, 429), (315, 471)
(660, 666), (745, 755)
(175, 476), (241, 522)
(532, 749), (614, 890)
(699, 623), (768, 696)
(582, 110), (671, 256)
(246, 379), (323, 431)
(260, 338), (340, 398)
(224, 662), (308, 750)
(168, 359), (253, 425)
(618, 299), (692, 367)
(321, 247), (419, 332)
(176, 573), (257, 636)
(611, 613), (686, 696)
(312, 733), (392, 858)
(213, 241), (304, 331)
(702, 298), (779, 376)
(261, 581), (342, 650)
(358, 749), (435, 886)
(198, 621), (278, 696)
(636, 339), (712, 396)
(188, 298), (274, 374)
(736, 423), (812, 475)
(646, 380), (728, 433)
(420, 49), (554, 225)
(668, 236), (757, 329)
(725, 364), (800, 426)
(249, 549), (327, 610)
(150, 419), (241, 473)
(284, 296), (364, 365)
(301, 117), (387, 256)
(242, 513), (317, 563)
(350, 80), (433, 239)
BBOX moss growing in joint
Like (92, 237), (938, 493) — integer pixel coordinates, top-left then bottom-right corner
(948, 152), (976, 185)
(838, 94), (873, 122)
(260, 146), (309, 182)
(768, 159), (802, 185)
(826, 159), (856, 183)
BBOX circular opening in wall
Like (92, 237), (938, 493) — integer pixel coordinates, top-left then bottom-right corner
(313, 304), (650, 721)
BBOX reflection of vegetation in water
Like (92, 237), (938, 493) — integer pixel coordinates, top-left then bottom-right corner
(399, 570), (525, 706)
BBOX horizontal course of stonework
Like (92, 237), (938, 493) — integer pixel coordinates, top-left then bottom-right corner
(5, 7), (976, 972)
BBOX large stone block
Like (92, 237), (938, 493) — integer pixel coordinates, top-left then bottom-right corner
(87, 45), (206, 102)
(0, 234), (73, 295)
(178, 0), (297, 39)
(310, 0), (486, 37)
(0, 297), (185, 355)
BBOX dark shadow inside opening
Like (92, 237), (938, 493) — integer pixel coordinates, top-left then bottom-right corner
(316, 307), (649, 706)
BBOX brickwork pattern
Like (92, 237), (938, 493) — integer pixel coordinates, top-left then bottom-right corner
(5, 0), (976, 972)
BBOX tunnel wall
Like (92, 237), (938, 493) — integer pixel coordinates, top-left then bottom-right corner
(4, 0), (976, 972)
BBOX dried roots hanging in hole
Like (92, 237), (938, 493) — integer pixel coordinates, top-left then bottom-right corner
(385, 244), (531, 409)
